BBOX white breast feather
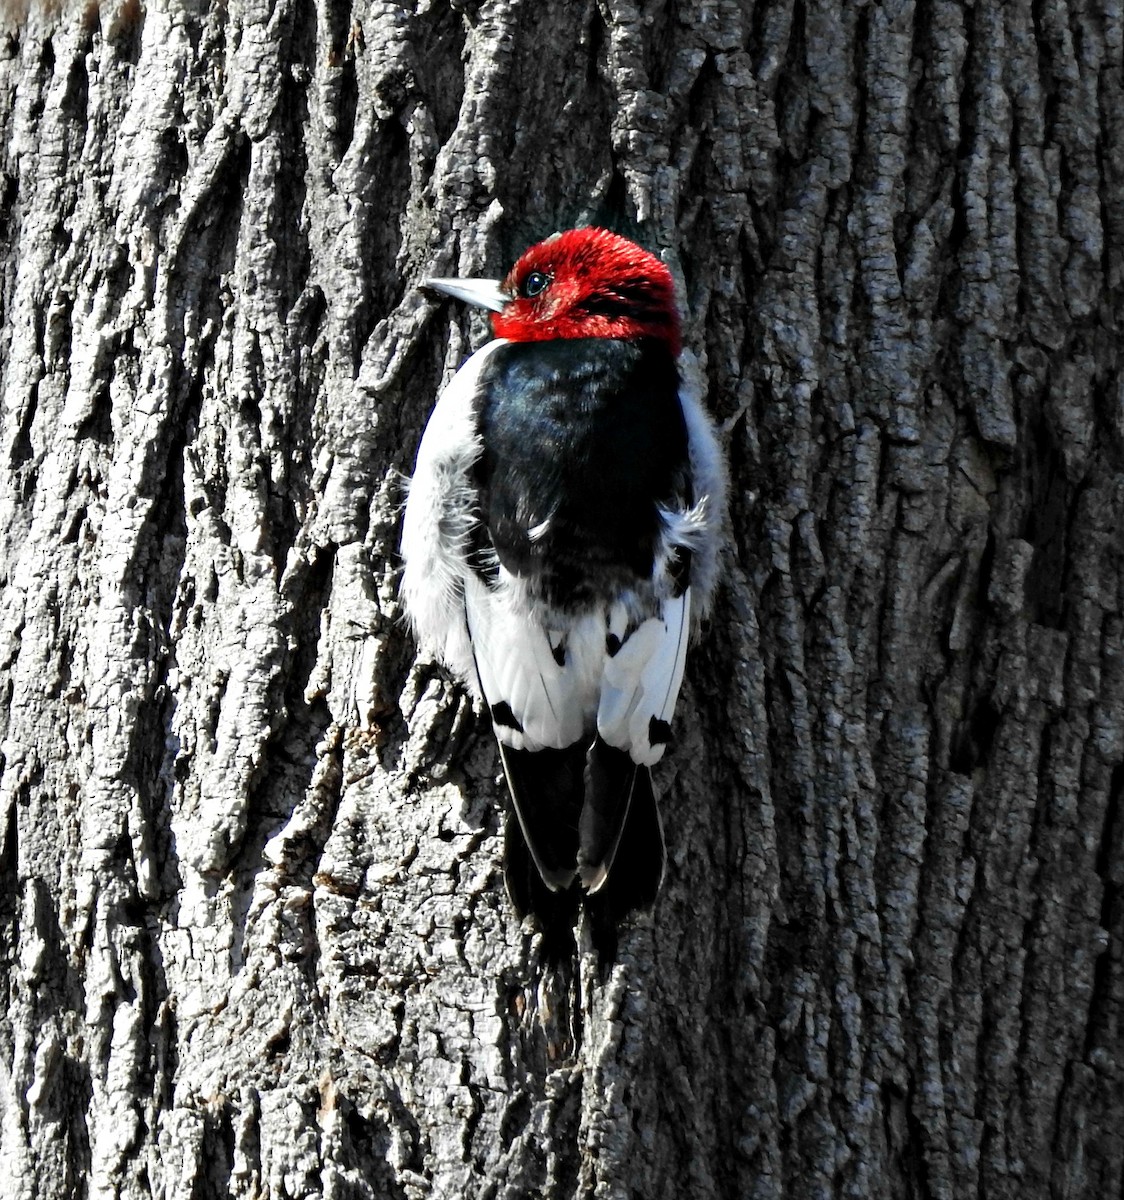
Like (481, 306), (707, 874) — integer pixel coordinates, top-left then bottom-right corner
(400, 339), (507, 687)
(675, 358), (728, 620)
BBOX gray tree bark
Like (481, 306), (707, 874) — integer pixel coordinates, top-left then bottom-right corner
(0, 0), (1121, 1196)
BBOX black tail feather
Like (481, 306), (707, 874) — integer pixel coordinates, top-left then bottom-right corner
(503, 810), (580, 963)
(498, 735), (666, 963)
(583, 772), (664, 964)
(578, 737), (640, 888)
(497, 741), (586, 889)
(596, 763), (664, 919)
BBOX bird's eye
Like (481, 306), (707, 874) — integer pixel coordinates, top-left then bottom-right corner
(520, 271), (551, 298)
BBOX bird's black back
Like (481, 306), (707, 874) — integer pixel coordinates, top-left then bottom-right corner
(473, 337), (689, 606)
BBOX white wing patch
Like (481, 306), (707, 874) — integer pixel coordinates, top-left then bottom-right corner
(464, 574), (599, 751)
(598, 589), (690, 766)
(464, 571), (692, 766)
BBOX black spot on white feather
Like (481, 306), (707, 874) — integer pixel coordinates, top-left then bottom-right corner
(606, 633), (621, 657)
(491, 702), (524, 732)
(648, 717), (672, 746)
(550, 638), (566, 667)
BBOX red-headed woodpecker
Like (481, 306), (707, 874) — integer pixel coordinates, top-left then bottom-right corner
(401, 228), (725, 942)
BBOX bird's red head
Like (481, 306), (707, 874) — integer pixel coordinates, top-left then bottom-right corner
(491, 228), (681, 354)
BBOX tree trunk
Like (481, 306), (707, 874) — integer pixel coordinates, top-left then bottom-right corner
(1, 0), (1121, 1196)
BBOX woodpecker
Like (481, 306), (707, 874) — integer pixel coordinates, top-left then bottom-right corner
(401, 228), (725, 945)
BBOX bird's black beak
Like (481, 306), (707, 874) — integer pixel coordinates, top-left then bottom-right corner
(422, 277), (509, 313)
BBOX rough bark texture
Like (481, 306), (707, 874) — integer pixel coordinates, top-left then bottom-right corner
(0, 0), (1122, 1196)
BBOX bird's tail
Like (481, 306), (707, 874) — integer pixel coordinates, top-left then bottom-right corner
(501, 737), (665, 960)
